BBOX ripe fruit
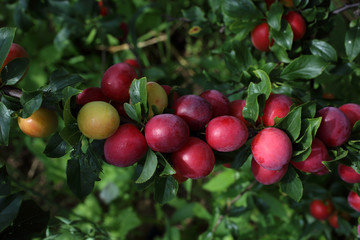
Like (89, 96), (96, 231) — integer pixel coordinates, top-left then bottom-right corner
(309, 199), (334, 220)
(173, 172), (188, 183)
(338, 164), (360, 183)
(98, 0), (108, 16)
(18, 108), (58, 138)
(251, 127), (292, 170)
(230, 99), (250, 126)
(119, 22), (128, 42)
(173, 94), (212, 131)
(251, 158), (288, 185)
(104, 124), (148, 167)
(316, 107), (351, 147)
(1, 43), (29, 71)
(284, 11), (306, 41)
(76, 87), (110, 105)
(206, 116), (248, 152)
(101, 62), (137, 103)
(124, 59), (140, 70)
(200, 89), (230, 118)
(161, 85), (179, 106)
(77, 101), (120, 140)
(265, 0), (293, 9)
(145, 114), (189, 153)
(262, 94), (292, 127)
(251, 22), (274, 52)
(171, 137), (215, 179)
(146, 81), (168, 117)
(328, 213), (339, 229)
(291, 138), (331, 174)
(347, 191), (360, 212)
(339, 103), (360, 127)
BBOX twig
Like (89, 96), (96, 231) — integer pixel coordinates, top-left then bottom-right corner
(226, 86), (247, 97)
(332, 3), (360, 15)
(1, 85), (23, 99)
(211, 181), (257, 237)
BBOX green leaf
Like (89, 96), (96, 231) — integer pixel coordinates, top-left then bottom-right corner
(0, 192), (23, 232)
(43, 133), (70, 158)
(0, 166), (10, 196)
(243, 70), (272, 123)
(154, 175), (178, 204)
(310, 40), (337, 62)
(271, 20), (293, 50)
(157, 152), (176, 176)
(267, 2), (283, 31)
(129, 77), (147, 113)
(124, 103), (141, 124)
(280, 166), (303, 202)
(274, 106), (302, 142)
(0, 27), (16, 69)
(222, 0), (262, 19)
(230, 146), (252, 169)
(270, 44), (291, 63)
(19, 90), (42, 118)
(280, 55), (327, 80)
(135, 149), (158, 184)
(202, 169), (236, 192)
(1, 58), (29, 85)
(0, 102), (12, 146)
(353, 120), (360, 132)
(46, 69), (84, 92)
(62, 96), (77, 125)
(182, 6), (206, 22)
(345, 24), (360, 62)
(232, 40), (254, 71)
(59, 123), (81, 147)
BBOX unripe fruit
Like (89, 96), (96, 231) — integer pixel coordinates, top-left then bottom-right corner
(251, 22), (274, 52)
(173, 95), (212, 131)
(262, 94), (292, 127)
(339, 103), (360, 127)
(171, 137), (215, 179)
(347, 191), (360, 212)
(200, 89), (230, 118)
(18, 108), (58, 138)
(230, 99), (250, 126)
(101, 62), (137, 102)
(104, 124), (148, 167)
(145, 114), (189, 153)
(291, 138), (331, 174)
(284, 11), (306, 41)
(316, 107), (351, 147)
(338, 164), (360, 184)
(146, 81), (168, 118)
(251, 127), (292, 170)
(309, 199), (334, 220)
(251, 158), (288, 185)
(77, 101), (120, 140)
(76, 87), (110, 105)
(206, 116), (248, 152)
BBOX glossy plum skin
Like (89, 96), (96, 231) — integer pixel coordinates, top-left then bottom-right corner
(251, 159), (288, 185)
(147, 81), (168, 118)
(309, 199), (333, 220)
(316, 107), (351, 147)
(1, 43), (28, 71)
(251, 22), (273, 52)
(262, 94), (292, 126)
(104, 124), (148, 167)
(328, 213), (339, 228)
(348, 191), (360, 212)
(206, 116), (248, 152)
(18, 108), (58, 138)
(161, 85), (179, 106)
(173, 95), (212, 131)
(291, 138), (331, 174)
(145, 114), (189, 153)
(171, 137), (215, 179)
(76, 87), (110, 105)
(251, 127), (292, 170)
(284, 11), (306, 41)
(77, 101), (120, 140)
(124, 59), (140, 69)
(338, 164), (360, 183)
(200, 89), (230, 118)
(230, 99), (250, 126)
(101, 63), (137, 102)
(339, 103), (360, 127)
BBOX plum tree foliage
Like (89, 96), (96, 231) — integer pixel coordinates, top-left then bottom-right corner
(0, 0), (360, 239)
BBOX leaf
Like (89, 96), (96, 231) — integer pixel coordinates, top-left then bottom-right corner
(345, 24), (360, 62)
(154, 175), (178, 204)
(280, 166), (303, 202)
(157, 152), (176, 176)
(43, 133), (70, 158)
(230, 146), (252, 169)
(280, 55), (327, 80)
(232, 40), (254, 71)
(0, 102), (12, 146)
(0, 27), (16, 69)
(46, 69), (84, 92)
(129, 77), (147, 113)
(243, 70), (272, 123)
(19, 90), (43, 118)
(0, 166), (10, 196)
(222, 0), (262, 19)
(274, 106), (302, 142)
(0, 192), (23, 232)
(1, 58), (29, 85)
(59, 123), (82, 147)
(271, 20), (293, 50)
(182, 6), (206, 22)
(124, 103), (141, 124)
(270, 44), (291, 63)
(135, 149), (158, 184)
(62, 95), (77, 125)
(267, 2), (284, 31)
(202, 169), (236, 192)
(310, 40), (337, 62)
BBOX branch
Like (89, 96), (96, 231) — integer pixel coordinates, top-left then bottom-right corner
(211, 181), (257, 237)
(332, 3), (360, 15)
(226, 86), (247, 97)
(1, 86), (23, 99)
